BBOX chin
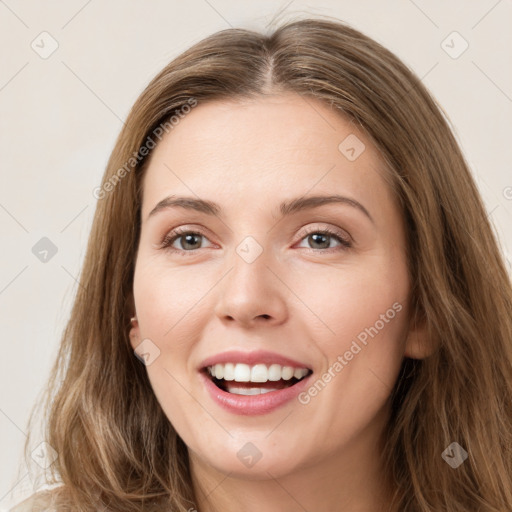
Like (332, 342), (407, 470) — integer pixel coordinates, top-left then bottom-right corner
(189, 438), (306, 480)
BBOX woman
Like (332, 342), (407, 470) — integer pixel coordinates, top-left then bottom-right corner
(13, 17), (512, 512)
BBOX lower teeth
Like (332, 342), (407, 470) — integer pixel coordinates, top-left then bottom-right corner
(225, 386), (281, 396)
(211, 376), (301, 395)
(207, 372), (308, 395)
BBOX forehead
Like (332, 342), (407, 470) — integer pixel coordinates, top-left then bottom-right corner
(139, 93), (393, 221)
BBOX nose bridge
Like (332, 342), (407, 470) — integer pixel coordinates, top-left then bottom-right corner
(229, 233), (275, 299)
(214, 233), (287, 325)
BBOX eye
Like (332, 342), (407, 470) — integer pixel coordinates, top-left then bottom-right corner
(296, 226), (352, 252)
(158, 225), (352, 255)
(158, 227), (213, 254)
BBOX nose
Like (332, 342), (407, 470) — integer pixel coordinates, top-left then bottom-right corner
(213, 246), (288, 328)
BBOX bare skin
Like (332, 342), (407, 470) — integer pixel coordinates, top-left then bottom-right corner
(129, 93), (430, 512)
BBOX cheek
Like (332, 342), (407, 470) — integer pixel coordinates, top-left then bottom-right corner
(133, 260), (211, 342)
(302, 259), (409, 418)
(132, 258), (216, 393)
(292, 258), (409, 358)
(292, 260), (409, 425)
(133, 263), (206, 436)
(291, 266), (409, 445)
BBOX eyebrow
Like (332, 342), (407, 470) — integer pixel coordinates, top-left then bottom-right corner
(147, 194), (374, 223)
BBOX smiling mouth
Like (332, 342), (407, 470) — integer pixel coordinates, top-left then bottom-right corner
(203, 363), (313, 396)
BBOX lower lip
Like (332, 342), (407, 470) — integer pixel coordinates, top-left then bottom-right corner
(200, 371), (313, 415)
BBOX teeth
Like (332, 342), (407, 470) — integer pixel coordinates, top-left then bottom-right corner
(282, 366), (294, 380)
(293, 367), (306, 379)
(223, 363), (235, 381)
(214, 364), (224, 379)
(226, 387), (281, 395)
(251, 364), (268, 382)
(234, 363), (251, 382)
(207, 363), (309, 383)
(268, 364), (282, 381)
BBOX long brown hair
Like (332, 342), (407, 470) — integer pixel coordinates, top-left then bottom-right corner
(20, 17), (512, 511)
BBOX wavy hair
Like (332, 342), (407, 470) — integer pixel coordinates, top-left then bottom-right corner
(19, 17), (512, 512)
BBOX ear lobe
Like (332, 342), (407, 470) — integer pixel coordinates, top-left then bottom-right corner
(404, 311), (437, 359)
(129, 316), (140, 350)
(126, 290), (140, 350)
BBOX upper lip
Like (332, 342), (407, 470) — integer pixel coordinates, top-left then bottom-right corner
(199, 350), (311, 371)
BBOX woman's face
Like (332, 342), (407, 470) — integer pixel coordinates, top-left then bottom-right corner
(131, 93), (421, 480)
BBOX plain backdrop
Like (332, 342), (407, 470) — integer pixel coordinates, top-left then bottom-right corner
(1, 0), (511, 508)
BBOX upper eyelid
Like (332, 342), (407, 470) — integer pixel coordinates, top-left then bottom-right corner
(300, 224), (351, 240)
(163, 223), (349, 238)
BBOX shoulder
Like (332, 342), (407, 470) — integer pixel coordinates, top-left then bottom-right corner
(9, 490), (56, 512)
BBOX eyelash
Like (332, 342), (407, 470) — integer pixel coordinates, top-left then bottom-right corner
(157, 225), (352, 256)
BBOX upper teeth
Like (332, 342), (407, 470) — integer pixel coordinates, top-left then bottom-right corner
(207, 363), (309, 383)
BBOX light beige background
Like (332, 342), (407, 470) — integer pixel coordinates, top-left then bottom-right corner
(1, 0), (511, 508)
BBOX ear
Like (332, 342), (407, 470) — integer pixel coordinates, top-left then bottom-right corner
(404, 309), (437, 359)
(129, 316), (141, 350)
(126, 291), (140, 350)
